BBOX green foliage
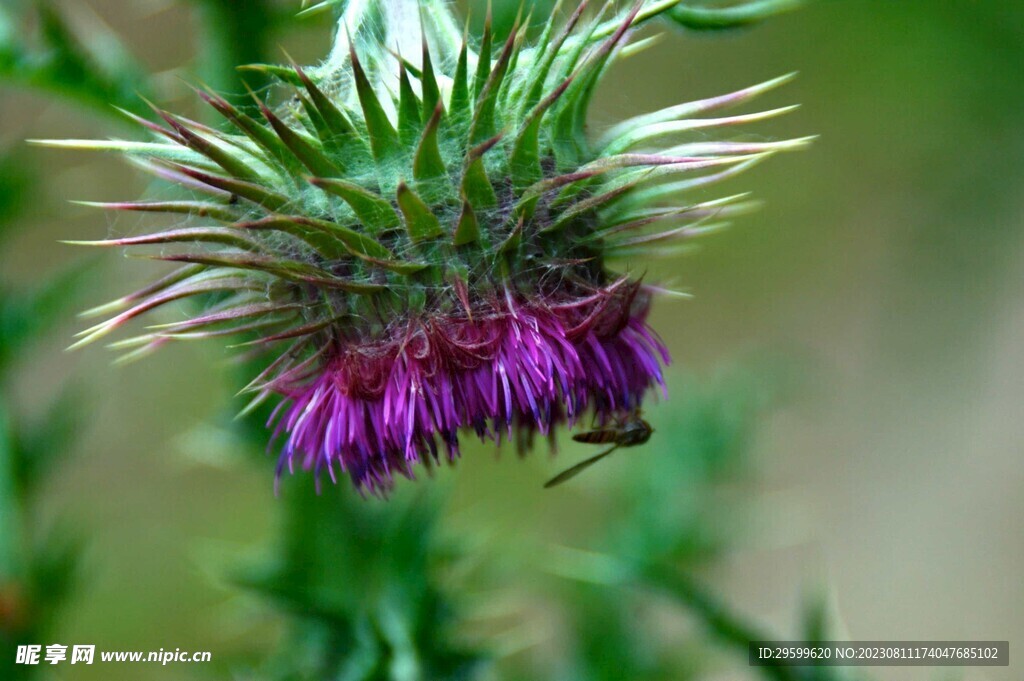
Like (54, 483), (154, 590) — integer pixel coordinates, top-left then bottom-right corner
(219, 361), (827, 681)
(0, 224), (89, 681)
(0, 8), (122, 663)
(0, 151), (34, 231)
(0, 261), (96, 372)
(42, 0), (806, 382)
(610, 368), (775, 563)
(0, 1), (151, 118)
(237, 487), (484, 681)
(532, 366), (772, 679)
(518, 364), (858, 681)
(0, 2), (860, 681)
(187, 0), (282, 106)
(665, 0), (803, 30)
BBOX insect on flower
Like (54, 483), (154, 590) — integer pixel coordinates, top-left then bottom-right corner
(544, 409), (653, 488)
(37, 0), (809, 496)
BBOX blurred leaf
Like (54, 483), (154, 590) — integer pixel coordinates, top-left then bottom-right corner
(465, 0), (557, 41)
(0, 1), (151, 119)
(563, 582), (692, 681)
(237, 486), (485, 681)
(0, 259), (98, 372)
(0, 403), (80, 681)
(0, 403), (22, 582)
(801, 591), (828, 645)
(646, 565), (801, 681)
(0, 4), (19, 66)
(665, 0), (803, 31)
(12, 386), (88, 494)
(24, 524), (80, 634)
(796, 594), (867, 681)
(605, 362), (789, 565)
(528, 360), (821, 680)
(0, 150), (35, 236)
(187, 0), (281, 108)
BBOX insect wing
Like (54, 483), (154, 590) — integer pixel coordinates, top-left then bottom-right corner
(571, 428), (619, 444)
(543, 446), (617, 488)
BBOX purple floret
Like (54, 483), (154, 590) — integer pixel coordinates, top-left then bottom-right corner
(269, 283), (669, 495)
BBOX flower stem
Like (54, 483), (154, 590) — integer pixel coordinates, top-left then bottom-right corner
(188, 0), (279, 106)
(645, 564), (802, 681)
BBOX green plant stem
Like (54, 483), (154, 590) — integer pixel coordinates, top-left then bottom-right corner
(644, 564), (802, 681)
(0, 401), (23, 582)
(188, 0), (279, 106)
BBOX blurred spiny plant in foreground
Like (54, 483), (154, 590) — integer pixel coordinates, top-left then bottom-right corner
(229, 363), (863, 680)
(0, 152), (93, 679)
(0, 1), (872, 679)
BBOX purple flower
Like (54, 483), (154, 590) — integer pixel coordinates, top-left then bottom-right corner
(47, 2), (805, 494)
(268, 281), (668, 495)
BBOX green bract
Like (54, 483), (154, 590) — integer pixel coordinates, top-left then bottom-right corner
(40, 0), (808, 369)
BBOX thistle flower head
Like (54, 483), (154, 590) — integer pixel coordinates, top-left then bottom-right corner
(46, 0), (808, 495)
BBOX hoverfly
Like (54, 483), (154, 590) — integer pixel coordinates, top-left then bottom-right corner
(543, 411), (653, 488)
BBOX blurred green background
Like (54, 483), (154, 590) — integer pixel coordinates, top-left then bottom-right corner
(0, 1), (1021, 679)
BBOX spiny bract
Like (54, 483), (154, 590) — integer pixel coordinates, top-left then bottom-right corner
(45, 0), (808, 495)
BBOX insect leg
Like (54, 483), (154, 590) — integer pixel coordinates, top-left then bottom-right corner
(543, 446), (618, 489)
